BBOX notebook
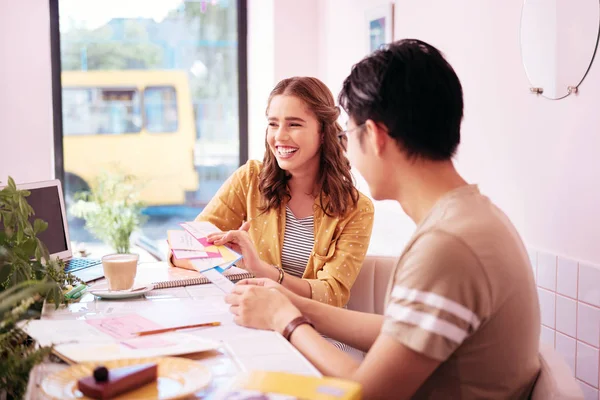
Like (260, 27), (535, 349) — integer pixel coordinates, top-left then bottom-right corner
(212, 371), (362, 400)
(136, 262), (253, 289)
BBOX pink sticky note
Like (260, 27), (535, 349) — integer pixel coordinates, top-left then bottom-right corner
(198, 237), (212, 247)
(86, 314), (163, 340)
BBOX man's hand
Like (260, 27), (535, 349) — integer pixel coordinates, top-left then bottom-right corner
(225, 285), (302, 333)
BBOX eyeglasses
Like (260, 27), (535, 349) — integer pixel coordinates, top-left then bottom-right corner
(337, 123), (366, 140)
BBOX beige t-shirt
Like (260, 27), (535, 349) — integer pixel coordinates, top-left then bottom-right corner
(382, 185), (540, 399)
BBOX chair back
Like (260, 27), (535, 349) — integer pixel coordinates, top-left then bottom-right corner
(530, 344), (584, 399)
(347, 255), (397, 314)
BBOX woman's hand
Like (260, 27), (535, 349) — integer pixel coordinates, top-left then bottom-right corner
(224, 284), (302, 333)
(206, 222), (265, 276)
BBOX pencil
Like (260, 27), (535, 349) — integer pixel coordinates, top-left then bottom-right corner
(134, 321), (221, 336)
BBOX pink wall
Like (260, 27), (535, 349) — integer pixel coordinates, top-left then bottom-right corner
(273, 0), (320, 83)
(318, 0), (600, 266)
(247, 0), (321, 160)
(0, 0), (54, 184)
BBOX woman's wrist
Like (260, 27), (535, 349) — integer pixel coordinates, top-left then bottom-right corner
(253, 260), (280, 281)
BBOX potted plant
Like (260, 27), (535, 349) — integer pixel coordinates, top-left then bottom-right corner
(0, 177), (80, 399)
(70, 170), (147, 254)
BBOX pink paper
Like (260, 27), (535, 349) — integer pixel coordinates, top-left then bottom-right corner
(197, 237), (212, 246)
(86, 314), (163, 340)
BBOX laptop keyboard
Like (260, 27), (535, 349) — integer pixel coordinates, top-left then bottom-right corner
(65, 258), (102, 272)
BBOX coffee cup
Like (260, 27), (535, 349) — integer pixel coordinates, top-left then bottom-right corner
(102, 253), (139, 291)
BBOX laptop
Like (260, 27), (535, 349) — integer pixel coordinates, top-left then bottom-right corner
(0, 179), (105, 283)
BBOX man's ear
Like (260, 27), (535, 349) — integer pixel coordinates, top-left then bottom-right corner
(364, 119), (388, 156)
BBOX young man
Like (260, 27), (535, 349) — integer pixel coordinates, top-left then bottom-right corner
(221, 39), (540, 399)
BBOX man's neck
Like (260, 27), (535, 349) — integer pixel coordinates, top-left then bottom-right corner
(394, 160), (468, 225)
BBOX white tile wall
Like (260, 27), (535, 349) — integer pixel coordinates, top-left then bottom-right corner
(557, 257), (578, 299)
(555, 332), (576, 376)
(580, 382), (599, 400)
(579, 263), (600, 308)
(537, 252), (557, 291)
(540, 325), (556, 347)
(577, 303), (600, 348)
(538, 288), (556, 329)
(556, 295), (577, 338)
(530, 249), (600, 396)
(576, 342), (599, 388)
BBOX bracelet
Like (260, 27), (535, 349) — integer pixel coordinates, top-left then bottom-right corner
(273, 265), (285, 284)
(282, 316), (314, 341)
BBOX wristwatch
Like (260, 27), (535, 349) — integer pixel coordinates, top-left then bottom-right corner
(282, 315), (314, 341)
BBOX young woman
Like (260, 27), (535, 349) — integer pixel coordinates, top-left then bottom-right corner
(172, 76), (374, 308)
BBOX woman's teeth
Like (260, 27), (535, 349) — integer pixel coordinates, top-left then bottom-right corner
(277, 147), (298, 155)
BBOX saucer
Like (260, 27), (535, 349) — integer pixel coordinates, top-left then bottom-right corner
(89, 284), (154, 299)
(41, 356), (212, 400)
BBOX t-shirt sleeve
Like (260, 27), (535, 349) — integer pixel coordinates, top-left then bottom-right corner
(381, 230), (492, 362)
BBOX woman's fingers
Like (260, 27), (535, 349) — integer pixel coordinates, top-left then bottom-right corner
(236, 278), (263, 286)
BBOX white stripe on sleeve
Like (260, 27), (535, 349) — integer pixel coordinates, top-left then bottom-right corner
(385, 303), (469, 344)
(390, 286), (481, 330)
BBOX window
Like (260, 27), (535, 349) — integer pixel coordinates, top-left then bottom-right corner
(51, 0), (248, 247)
(144, 87), (178, 133)
(62, 88), (141, 135)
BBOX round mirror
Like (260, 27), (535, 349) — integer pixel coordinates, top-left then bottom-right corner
(520, 0), (600, 99)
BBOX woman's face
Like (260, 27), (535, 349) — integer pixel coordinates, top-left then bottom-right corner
(266, 95), (321, 175)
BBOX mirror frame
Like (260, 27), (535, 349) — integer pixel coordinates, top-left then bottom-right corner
(520, 0), (600, 100)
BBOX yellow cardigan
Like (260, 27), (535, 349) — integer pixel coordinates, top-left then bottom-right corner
(196, 160), (374, 307)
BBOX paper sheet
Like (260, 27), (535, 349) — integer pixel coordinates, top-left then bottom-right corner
(180, 221), (221, 240)
(86, 314), (163, 339)
(172, 249), (209, 259)
(202, 268), (236, 293)
(167, 230), (206, 251)
(54, 332), (220, 363)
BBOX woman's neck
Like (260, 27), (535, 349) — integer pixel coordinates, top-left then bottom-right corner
(287, 162), (320, 198)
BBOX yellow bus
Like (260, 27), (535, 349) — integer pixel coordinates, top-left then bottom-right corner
(61, 70), (199, 206)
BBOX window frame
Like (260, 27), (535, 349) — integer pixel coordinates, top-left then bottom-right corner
(50, 0), (249, 181)
(142, 85), (179, 134)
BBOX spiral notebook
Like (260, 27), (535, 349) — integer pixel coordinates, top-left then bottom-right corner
(137, 262), (254, 289)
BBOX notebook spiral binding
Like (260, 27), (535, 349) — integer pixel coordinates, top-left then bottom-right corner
(152, 271), (254, 289)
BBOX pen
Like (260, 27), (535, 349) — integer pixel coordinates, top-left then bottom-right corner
(133, 321), (221, 337)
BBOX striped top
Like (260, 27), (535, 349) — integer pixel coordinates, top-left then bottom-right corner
(280, 206), (315, 278)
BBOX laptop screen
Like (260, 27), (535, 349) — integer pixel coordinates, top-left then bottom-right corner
(26, 186), (69, 255)
(0, 185), (69, 255)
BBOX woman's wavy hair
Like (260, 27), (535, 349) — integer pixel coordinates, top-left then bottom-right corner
(259, 77), (359, 217)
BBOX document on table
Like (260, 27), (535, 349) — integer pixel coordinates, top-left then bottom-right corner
(203, 267), (236, 293)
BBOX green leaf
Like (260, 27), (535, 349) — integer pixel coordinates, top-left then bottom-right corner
(33, 218), (48, 234)
(7, 176), (16, 190)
